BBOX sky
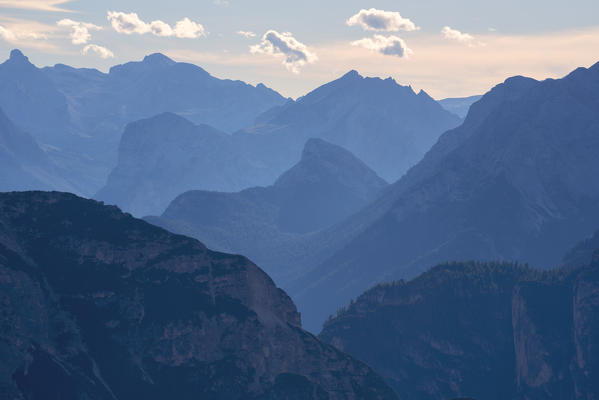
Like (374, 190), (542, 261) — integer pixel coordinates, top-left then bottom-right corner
(1, 0), (599, 99)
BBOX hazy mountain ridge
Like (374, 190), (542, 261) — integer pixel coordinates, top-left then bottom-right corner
(43, 52), (286, 134)
(95, 112), (262, 216)
(146, 138), (388, 284)
(319, 248), (599, 400)
(237, 70), (461, 183)
(0, 191), (398, 400)
(0, 49), (286, 195)
(0, 107), (77, 193)
(287, 62), (599, 330)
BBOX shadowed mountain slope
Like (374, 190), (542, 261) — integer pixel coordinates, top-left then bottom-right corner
(0, 107), (76, 193)
(0, 191), (397, 400)
(320, 252), (599, 400)
(284, 62), (599, 331)
(146, 138), (387, 284)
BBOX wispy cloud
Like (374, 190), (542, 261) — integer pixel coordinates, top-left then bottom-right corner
(57, 19), (101, 44)
(0, 24), (47, 41)
(237, 30), (256, 38)
(441, 26), (483, 47)
(347, 8), (418, 32)
(82, 44), (114, 59)
(251, 30), (317, 73)
(0, 18), (58, 51)
(107, 11), (206, 39)
(0, 0), (73, 12)
(351, 35), (413, 58)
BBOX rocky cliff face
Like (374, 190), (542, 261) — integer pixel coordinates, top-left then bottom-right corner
(320, 257), (599, 400)
(95, 112), (261, 216)
(0, 192), (397, 400)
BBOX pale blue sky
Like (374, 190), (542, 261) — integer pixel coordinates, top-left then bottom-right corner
(1, 0), (599, 98)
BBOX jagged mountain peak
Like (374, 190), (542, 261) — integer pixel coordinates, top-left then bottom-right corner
(340, 69), (363, 80)
(4, 49), (35, 70)
(9, 49), (27, 62)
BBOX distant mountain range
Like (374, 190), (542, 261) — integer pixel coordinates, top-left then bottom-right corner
(0, 50), (285, 195)
(99, 69), (458, 216)
(146, 138), (387, 283)
(0, 107), (76, 193)
(0, 191), (397, 400)
(320, 243), (599, 399)
(236, 70), (461, 183)
(438, 95), (483, 118)
(275, 62), (599, 331)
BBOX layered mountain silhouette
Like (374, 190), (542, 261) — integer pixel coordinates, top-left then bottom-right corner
(320, 250), (599, 400)
(438, 95), (483, 118)
(0, 191), (397, 400)
(237, 70), (461, 183)
(99, 69), (460, 216)
(42, 52), (285, 134)
(0, 107), (75, 193)
(0, 50), (285, 195)
(278, 62), (599, 331)
(95, 112), (261, 216)
(147, 138), (387, 283)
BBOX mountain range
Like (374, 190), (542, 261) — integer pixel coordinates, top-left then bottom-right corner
(279, 62), (599, 331)
(146, 138), (388, 283)
(319, 244), (599, 400)
(0, 191), (397, 400)
(236, 70), (461, 184)
(97, 68), (460, 216)
(0, 50), (285, 195)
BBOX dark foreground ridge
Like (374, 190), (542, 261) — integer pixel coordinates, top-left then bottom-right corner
(0, 191), (397, 400)
(320, 256), (599, 400)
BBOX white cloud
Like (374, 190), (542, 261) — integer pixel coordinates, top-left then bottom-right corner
(237, 30), (256, 38)
(251, 30), (317, 73)
(441, 26), (482, 46)
(347, 8), (418, 32)
(57, 19), (102, 44)
(107, 11), (205, 39)
(82, 44), (114, 59)
(351, 35), (413, 58)
(107, 11), (150, 34)
(214, 0), (229, 6)
(148, 19), (173, 37)
(0, 0), (73, 12)
(172, 18), (205, 38)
